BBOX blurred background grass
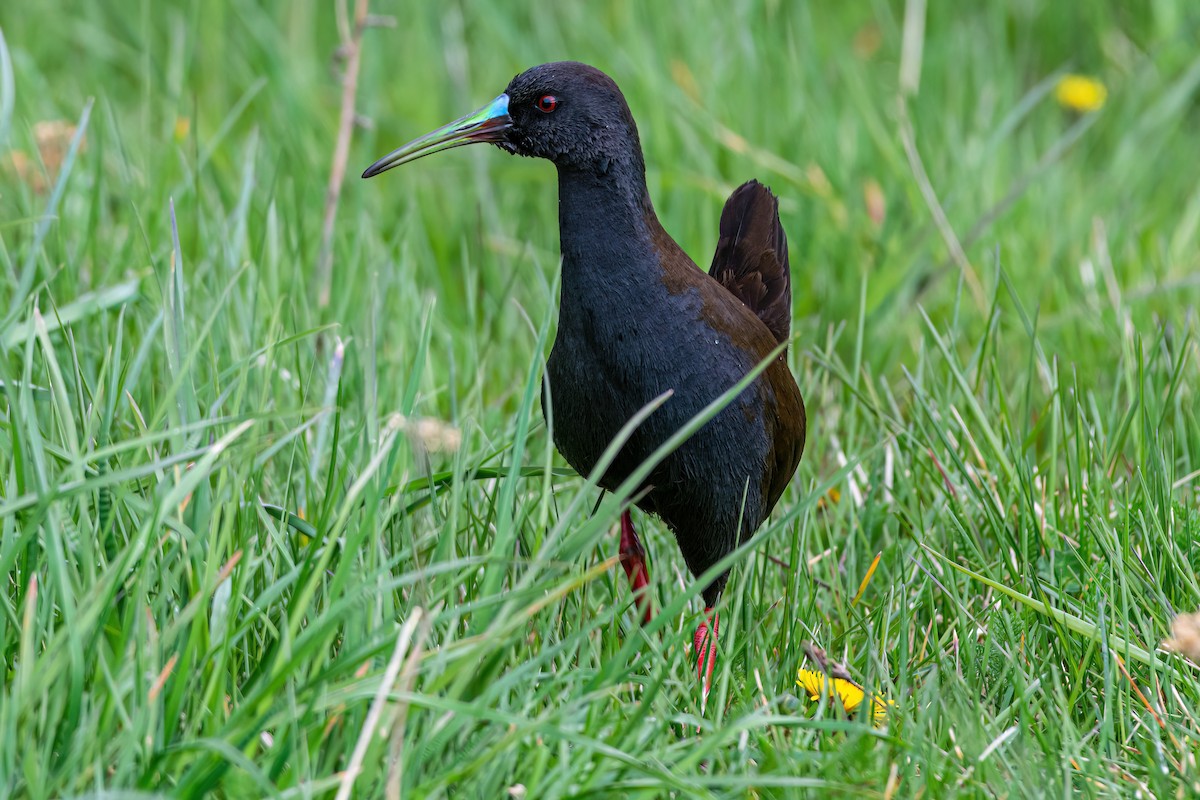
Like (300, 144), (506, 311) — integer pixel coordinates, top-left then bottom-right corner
(1, 1), (1199, 797)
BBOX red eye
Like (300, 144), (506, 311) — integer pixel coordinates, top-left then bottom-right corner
(537, 95), (558, 113)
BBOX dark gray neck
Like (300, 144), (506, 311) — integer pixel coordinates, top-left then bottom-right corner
(555, 164), (658, 296)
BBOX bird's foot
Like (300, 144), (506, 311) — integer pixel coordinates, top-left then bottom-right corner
(619, 510), (652, 624)
(694, 608), (719, 710)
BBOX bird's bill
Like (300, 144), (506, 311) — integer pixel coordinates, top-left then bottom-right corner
(361, 94), (511, 178)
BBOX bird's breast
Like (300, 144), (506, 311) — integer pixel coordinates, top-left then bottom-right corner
(544, 280), (768, 490)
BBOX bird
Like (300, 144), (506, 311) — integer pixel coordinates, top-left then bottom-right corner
(363, 61), (806, 697)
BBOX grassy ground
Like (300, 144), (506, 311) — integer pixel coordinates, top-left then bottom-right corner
(2, 0), (1200, 796)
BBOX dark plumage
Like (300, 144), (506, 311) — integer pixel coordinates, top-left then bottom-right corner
(709, 181), (792, 345)
(364, 61), (807, 691)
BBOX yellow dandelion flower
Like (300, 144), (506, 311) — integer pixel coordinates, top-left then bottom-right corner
(1055, 74), (1107, 113)
(797, 668), (895, 726)
(816, 486), (841, 513)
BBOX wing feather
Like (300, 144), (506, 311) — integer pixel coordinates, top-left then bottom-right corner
(707, 180), (792, 345)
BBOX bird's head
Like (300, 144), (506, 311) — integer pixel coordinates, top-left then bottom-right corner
(362, 61), (644, 179)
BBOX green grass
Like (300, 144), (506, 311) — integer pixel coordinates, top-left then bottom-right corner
(2, 0), (1200, 796)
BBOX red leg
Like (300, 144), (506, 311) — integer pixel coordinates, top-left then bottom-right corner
(694, 608), (719, 704)
(618, 510), (652, 624)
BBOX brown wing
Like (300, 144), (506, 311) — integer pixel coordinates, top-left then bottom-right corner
(708, 180), (791, 345)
